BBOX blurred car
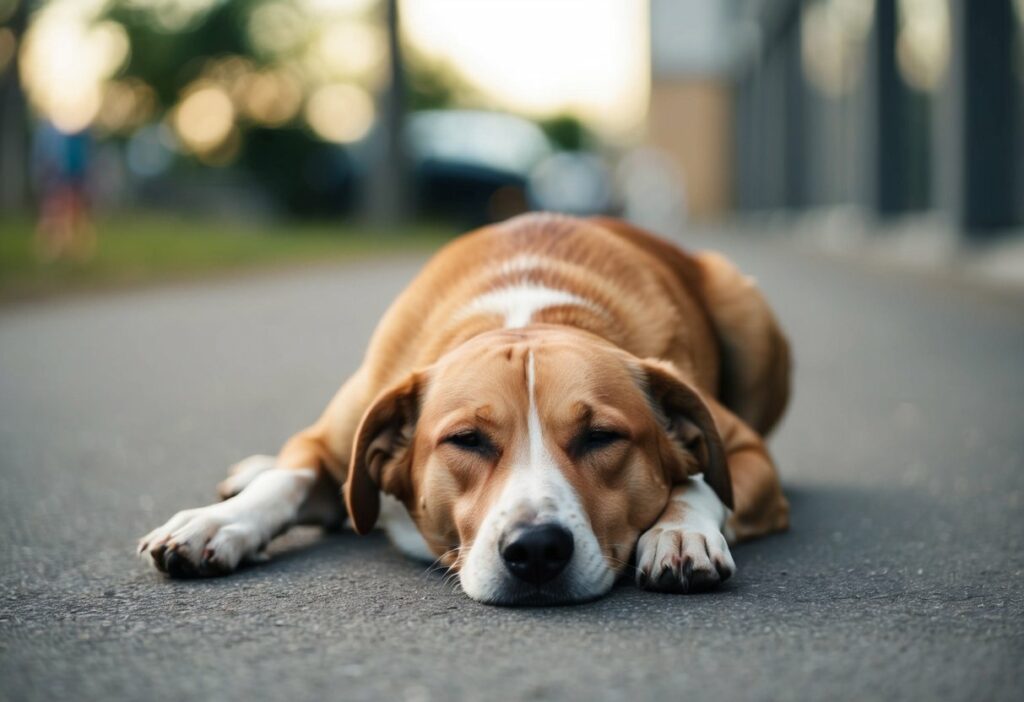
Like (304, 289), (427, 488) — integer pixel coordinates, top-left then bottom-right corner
(406, 110), (552, 225)
(527, 151), (615, 216)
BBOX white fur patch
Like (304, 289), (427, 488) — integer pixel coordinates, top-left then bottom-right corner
(675, 474), (730, 535)
(140, 467), (315, 574)
(461, 284), (599, 329)
(456, 256), (604, 329)
(635, 475), (736, 591)
(378, 493), (435, 562)
(459, 352), (613, 603)
(494, 254), (548, 277)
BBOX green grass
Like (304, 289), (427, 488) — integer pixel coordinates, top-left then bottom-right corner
(0, 213), (449, 302)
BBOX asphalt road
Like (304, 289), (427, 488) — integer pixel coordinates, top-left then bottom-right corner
(1, 228), (1022, 702)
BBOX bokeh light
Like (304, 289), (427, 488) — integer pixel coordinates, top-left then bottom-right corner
(173, 83), (236, 156)
(120, 0), (219, 33)
(204, 55), (257, 90)
(300, 0), (378, 15)
(304, 82), (375, 143)
(800, 0), (876, 98)
(248, 1), (307, 57)
(19, 1), (130, 133)
(238, 68), (304, 126)
(94, 78), (158, 135)
(315, 21), (383, 79)
(896, 0), (950, 92)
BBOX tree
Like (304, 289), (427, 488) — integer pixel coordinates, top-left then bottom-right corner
(0, 0), (29, 212)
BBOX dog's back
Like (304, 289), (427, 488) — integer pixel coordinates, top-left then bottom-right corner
(588, 217), (791, 436)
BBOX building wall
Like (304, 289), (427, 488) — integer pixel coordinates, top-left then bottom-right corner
(647, 0), (736, 220)
(647, 79), (732, 219)
(732, 0), (1022, 235)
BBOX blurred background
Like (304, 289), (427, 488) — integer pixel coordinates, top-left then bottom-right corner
(0, 0), (1022, 298)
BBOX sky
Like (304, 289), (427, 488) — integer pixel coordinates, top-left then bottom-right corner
(401, 0), (650, 141)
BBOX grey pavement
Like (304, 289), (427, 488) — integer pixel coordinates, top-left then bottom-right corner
(1, 228), (1022, 701)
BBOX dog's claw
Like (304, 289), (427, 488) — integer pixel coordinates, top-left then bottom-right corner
(163, 548), (196, 578)
(149, 542), (168, 573)
(635, 527), (735, 594)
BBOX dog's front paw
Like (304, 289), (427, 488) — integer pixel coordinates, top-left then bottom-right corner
(138, 505), (266, 578)
(635, 525), (735, 593)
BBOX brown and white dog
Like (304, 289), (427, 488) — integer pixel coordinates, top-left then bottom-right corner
(139, 214), (791, 605)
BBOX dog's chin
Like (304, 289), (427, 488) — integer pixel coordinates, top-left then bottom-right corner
(463, 574), (611, 607)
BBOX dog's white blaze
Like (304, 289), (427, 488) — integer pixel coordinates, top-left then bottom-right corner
(526, 351), (544, 467)
(495, 254), (548, 277)
(462, 283), (597, 329)
(453, 254), (606, 329)
(459, 351), (614, 602)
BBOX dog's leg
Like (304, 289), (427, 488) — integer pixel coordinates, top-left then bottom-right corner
(139, 372), (376, 578)
(710, 399), (790, 542)
(636, 401), (787, 592)
(695, 251), (791, 437)
(139, 464), (342, 577)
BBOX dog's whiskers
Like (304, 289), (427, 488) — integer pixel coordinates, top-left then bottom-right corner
(596, 538), (637, 575)
(420, 540), (473, 591)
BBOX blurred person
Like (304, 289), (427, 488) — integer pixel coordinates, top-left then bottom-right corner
(32, 120), (95, 262)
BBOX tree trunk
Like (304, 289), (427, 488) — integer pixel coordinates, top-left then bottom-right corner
(0, 0), (30, 213)
(362, 0), (411, 226)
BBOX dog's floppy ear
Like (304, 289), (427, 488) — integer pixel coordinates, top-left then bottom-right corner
(638, 359), (733, 509)
(345, 371), (424, 534)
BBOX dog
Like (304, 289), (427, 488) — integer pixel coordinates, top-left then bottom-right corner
(139, 214), (791, 604)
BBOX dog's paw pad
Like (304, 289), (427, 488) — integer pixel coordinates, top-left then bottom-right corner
(635, 526), (735, 593)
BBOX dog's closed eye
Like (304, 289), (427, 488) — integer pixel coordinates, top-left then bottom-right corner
(442, 429), (497, 457)
(573, 428), (626, 456)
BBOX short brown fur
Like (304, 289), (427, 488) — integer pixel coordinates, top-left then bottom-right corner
(274, 214), (790, 574)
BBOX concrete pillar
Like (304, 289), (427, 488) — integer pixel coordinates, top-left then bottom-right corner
(363, 0), (411, 225)
(960, 0), (1019, 234)
(869, 0), (913, 216)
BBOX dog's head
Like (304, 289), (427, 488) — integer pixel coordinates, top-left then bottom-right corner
(345, 326), (730, 604)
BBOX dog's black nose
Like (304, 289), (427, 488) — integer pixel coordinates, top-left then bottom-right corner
(500, 523), (575, 585)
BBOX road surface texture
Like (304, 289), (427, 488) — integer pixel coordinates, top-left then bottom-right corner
(1, 227), (1022, 701)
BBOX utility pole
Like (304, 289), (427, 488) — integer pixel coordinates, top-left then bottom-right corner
(959, 0), (1018, 235)
(870, 0), (912, 217)
(0, 0), (30, 213)
(363, 0), (411, 226)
